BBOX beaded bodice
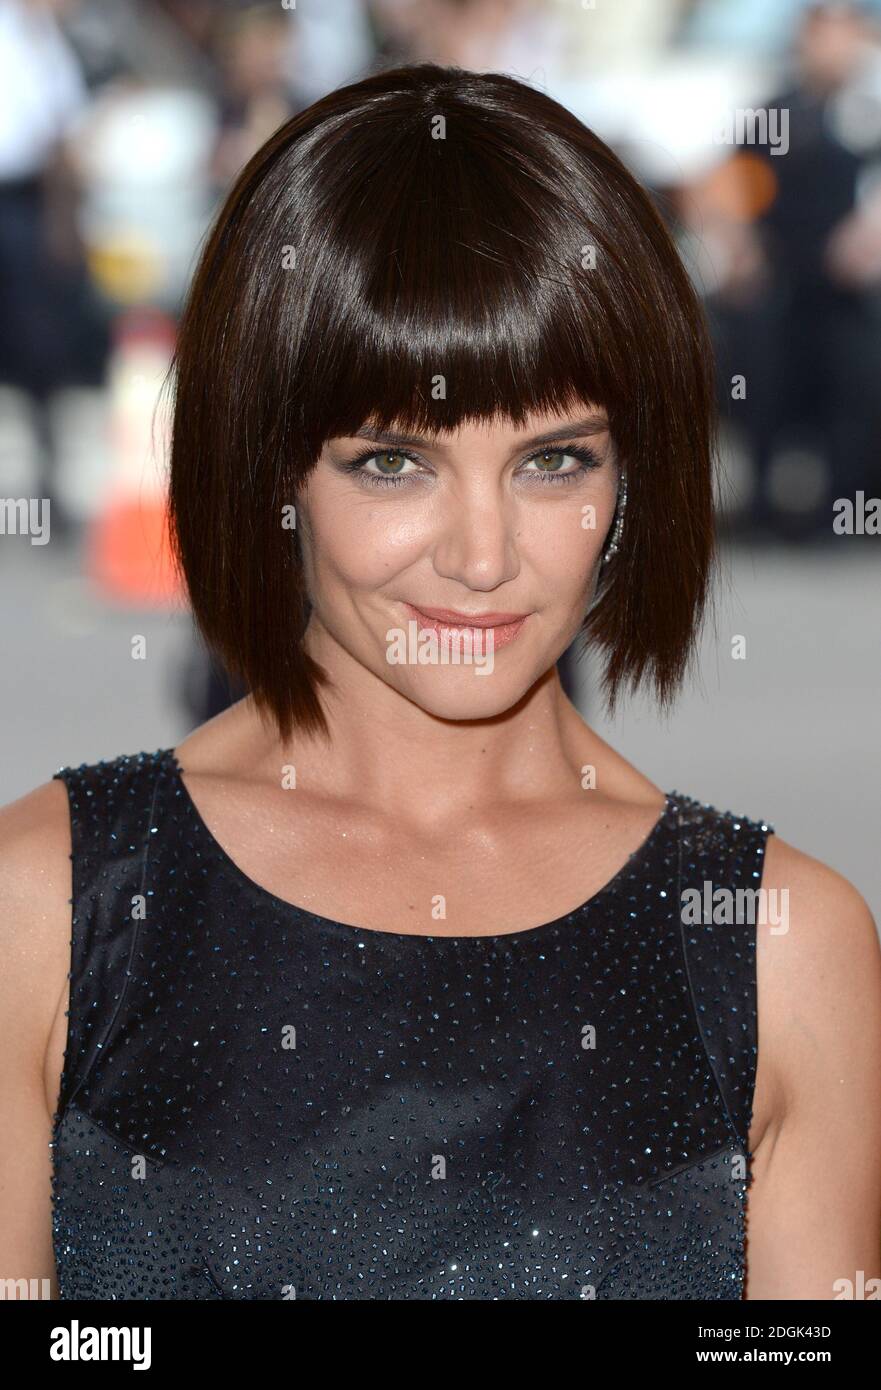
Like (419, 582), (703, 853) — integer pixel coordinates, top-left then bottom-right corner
(50, 749), (772, 1300)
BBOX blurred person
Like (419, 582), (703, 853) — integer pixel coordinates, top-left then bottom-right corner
(58, 0), (226, 94)
(0, 0), (109, 522)
(212, 2), (303, 186)
(693, 1), (881, 537)
(2, 64), (879, 1304)
(368, 0), (568, 77)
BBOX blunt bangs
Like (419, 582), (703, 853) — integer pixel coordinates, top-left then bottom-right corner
(168, 62), (717, 741)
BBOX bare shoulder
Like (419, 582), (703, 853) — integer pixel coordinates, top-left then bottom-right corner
(0, 778), (74, 1085)
(0, 775), (73, 939)
(760, 832), (879, 986)
(756, 831), (881, 1118)
(745, 832), (881, 1296)
(0, 777), (74, 1293)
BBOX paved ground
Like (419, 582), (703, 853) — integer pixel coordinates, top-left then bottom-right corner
(2, 531), (879, 918)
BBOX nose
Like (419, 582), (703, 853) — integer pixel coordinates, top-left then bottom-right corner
(430, 477), (521, 592)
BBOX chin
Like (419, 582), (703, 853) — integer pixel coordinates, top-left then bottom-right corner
(391, 666), (540, 721)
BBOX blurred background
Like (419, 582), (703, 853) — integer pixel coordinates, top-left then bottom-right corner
(1, 0), (879, 912)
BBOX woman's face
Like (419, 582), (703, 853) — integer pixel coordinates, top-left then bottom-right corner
(296, 404), (621, 719)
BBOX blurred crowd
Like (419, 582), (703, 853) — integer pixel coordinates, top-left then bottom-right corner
(2, 0), (881, 720)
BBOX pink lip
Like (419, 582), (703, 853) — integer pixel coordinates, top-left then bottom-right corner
(403, 603), (529, 650)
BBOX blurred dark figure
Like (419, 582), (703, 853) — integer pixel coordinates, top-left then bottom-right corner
(180, 640), (249, 725)
(0, 0), (110, 522)
(708, 2), (881, 538)
(212, 3), (306, 187)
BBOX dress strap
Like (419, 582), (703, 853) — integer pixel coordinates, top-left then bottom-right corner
(51, 748), (171, 1121)
(674, 792), (775, 1153)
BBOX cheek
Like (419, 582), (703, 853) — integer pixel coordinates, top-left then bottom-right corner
(302, 492), (431, 592)
(520, 500), (609, 590)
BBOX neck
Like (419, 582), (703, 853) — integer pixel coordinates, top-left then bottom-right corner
(243, 622), (602, 823)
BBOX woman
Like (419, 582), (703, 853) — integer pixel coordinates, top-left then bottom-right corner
(2, 62), (879, 1302)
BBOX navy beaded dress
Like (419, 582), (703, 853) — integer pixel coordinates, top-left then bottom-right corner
(49, 748), (773, 1300)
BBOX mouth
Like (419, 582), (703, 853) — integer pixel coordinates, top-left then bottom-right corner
(402, 602), (530, 650)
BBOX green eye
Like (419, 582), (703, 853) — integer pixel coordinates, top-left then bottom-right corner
(533, 451), (569, 472)
(373, 452), (409, 474)
(520, 448), (601, 480)
(342, 448), (422, 488)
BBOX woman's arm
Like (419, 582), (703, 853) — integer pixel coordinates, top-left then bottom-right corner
(0, 781), (73, 1300)
(745, 834), (881, 1299)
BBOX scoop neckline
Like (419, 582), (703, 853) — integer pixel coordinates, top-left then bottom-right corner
(163, 747), (679, 943)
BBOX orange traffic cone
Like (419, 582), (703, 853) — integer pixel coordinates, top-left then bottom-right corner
(87, 309), (183, 607)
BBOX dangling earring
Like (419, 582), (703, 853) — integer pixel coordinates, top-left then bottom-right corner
(602, 471), (627, 563)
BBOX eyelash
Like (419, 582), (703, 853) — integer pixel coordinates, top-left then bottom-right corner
(340, 444), (604, 490)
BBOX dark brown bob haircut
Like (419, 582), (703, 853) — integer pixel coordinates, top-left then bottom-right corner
(168, 61), (717, 743)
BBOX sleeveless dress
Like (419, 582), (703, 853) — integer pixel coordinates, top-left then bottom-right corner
(49, 748), (773, 1301)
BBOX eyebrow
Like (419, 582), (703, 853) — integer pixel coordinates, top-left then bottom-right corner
(352, 415), (610, 453)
